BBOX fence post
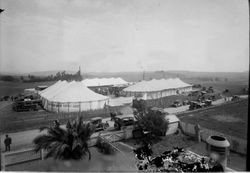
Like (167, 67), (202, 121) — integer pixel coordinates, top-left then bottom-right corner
(41, 149), (44, 160)
(0, 134), (1, 171)
(1, 153), (5, 171)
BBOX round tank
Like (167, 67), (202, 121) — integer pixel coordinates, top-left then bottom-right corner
(206, 135), (230, 169)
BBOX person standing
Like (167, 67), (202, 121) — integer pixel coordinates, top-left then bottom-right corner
(194, 123), (201, 142)
(4, 135), (11, 152)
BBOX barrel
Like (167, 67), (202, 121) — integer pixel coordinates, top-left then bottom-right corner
(206, 135), (230, 169)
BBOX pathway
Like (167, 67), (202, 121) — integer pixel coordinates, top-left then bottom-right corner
(1, 117), (114, 152)
(164, 97), (233, 114)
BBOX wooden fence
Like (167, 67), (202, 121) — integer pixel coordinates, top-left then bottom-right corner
(179, 121), (247, 155)
(1, 148), (44, 170)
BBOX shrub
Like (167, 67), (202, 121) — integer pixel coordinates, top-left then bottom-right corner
(0, 75), (15, 81)
(135, 109), (169, 137)
(95, 137), (115, 155)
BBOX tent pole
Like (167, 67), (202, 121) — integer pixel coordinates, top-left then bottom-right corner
(79, 102), (81, 113)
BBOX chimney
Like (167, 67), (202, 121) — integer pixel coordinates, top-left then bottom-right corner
(206, 135), (230, 170)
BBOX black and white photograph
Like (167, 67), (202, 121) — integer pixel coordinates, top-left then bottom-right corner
(0, 0), (249, 172)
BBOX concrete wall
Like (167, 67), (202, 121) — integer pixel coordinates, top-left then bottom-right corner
(1, 148), (42, 170)
(166, 122), (179, 135)
(179, 121), (247, 155)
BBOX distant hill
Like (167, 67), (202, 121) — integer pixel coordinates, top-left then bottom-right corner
(86, 71), (249, 83)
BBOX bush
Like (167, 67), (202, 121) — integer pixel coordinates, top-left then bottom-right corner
(95, 137), (115, 155)
(132, 99), (148, 113)
(0, 75), (15, 81)
(135, 109), (169, 137)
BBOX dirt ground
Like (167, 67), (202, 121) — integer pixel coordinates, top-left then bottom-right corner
(0, 101), (112, 133)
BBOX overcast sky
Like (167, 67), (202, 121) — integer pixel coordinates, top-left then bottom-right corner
(0, 0), (248, 73)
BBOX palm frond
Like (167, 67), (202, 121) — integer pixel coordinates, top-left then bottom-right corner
(34, 117), (93, 160)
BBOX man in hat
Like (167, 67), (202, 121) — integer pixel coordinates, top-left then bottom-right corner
(4, 134), (12, 152)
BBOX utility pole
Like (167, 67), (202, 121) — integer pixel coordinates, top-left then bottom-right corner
(0, 134), (2, 171)
(142, 71), (145, 80)
(0, 9), (5, 170)
(0, 9), (3, 170)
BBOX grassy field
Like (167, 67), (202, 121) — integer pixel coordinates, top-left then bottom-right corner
(179, 99), (248, 139)
(183, 80), (248, 95)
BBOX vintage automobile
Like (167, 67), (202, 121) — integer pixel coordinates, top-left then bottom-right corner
(172, 100), (182, 107)
(231, 95), (240, 101)
(189, 101), (204, 110)
(151, 107), (166, 114)
(182, 100), (190, 105)
(114, 114), (136, 130)
(204, 99), (212, 106)
(12, 99), (41, 112)
(90, 117), (109, 132)
(189, 99), (212, 110)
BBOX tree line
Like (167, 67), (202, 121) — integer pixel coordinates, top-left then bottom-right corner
(0, 70), (82, 83)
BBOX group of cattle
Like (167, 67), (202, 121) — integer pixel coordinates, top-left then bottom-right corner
(133, 145), (224, 172)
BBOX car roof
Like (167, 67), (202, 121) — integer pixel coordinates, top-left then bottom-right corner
(115, 114), (134, 119)
(91, 117), (102, 121)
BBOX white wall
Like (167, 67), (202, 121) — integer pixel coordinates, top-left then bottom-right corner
(46, 100), (108, 113)
(179, 121), (247, 155)
(124, 86), (192, 100)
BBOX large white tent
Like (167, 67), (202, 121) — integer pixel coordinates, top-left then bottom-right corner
(40, 80), (68, 105)
(123, 78), (192, 100)
(82, 77), (128, 87)
(39, 81), (109, 113)
(43, 81), (74, 108)
(39, 80), (61, 95)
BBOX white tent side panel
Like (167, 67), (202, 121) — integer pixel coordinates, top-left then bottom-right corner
(47, 99), (108, 113)
(44, 81), (109, 113)
(123, 78), (192, 100)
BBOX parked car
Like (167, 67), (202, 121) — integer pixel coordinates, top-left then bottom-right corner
(231, 95), (240, 101)
(114, 114), (136, 130)
(90, 117), (109, 132)
(189, 99), (212, 110)
(172, 100), (182, 107)
(3, 96), (10, 101)
(182, 100), (190, 105)
(13, 100), (40, 112)
(151, 107), (166, 114)
(189, 101), (204, 110)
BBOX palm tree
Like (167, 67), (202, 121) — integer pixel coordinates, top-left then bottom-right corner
(33, 116), (95, 160)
